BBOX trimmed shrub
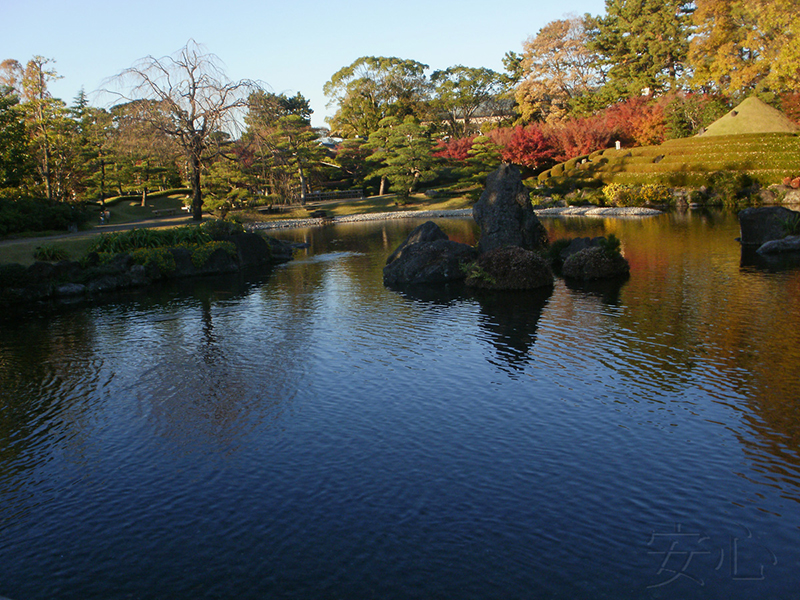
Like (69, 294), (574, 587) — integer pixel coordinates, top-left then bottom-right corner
(603, 183), (673, 206)
(130, 247), (176, 275)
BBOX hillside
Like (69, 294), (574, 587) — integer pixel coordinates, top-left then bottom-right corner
(538, 98), (800, 189)
(702, 97), (800, 136)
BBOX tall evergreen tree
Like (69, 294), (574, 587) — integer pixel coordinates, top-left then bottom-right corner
(365, 116), (437, 199)
(589, 0), (694, 97)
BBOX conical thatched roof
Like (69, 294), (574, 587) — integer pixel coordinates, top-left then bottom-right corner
(701, 97), (800, 136)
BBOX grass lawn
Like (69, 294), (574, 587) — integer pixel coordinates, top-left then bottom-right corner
(244, 191), (475, 222)
(101, 191), (191, 224)
(0, 191), (475, 266)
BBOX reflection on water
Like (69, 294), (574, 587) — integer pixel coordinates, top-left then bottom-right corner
(1, 211), (800, 600)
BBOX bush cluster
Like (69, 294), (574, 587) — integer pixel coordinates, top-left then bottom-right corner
(0, 196), (92, 237)
(33, 244), (70, 262)
(129, 247), (176, 274)
(602, 183), (673, 206)
(87, 221), (241, 272)
(88, 225), (213, 254)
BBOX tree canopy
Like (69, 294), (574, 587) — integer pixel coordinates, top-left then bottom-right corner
(588, 0), (694, 97)
(431, 66), (509, 138)
(689, 0), (800, 94)
(323, 56), (431, 138)
(107, 40), (256, 220)
(515, 16), (606, 122)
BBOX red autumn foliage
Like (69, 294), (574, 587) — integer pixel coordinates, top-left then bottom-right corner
(488, 124), (555, 169)
(603, 96), (666, 147)
(432, 136), (476, 162)
(780, 93), (800, 126)
(542, 116), (615, 161)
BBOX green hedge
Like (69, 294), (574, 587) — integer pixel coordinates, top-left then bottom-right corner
(0, 196), (92, 236)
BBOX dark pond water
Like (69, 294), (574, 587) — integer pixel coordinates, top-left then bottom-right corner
(1, 210), (799, 600)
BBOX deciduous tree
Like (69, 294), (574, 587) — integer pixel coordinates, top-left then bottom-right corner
(689, 0), (800, 94)
(489, 124), (555, 170)
(431, 66), (509, 138)
(108, 40), (256, 220)
(323, 56), (431, 138)
(515, 16), (606, 123)
(0, 85), (30, 189)
(20, 56), (65, 201)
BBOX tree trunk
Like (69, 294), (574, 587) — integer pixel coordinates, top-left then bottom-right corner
(379, 176), (388, 196)
(190, 152), (202, 221)
(298, 163), (308, 205)
(141, 187), (148, 207)
(42, 140), (53, 202)
(99, 157), (106, 207)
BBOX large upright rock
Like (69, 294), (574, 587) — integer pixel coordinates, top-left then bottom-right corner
(738, 206), (798, 246)
(473, 164), (548, 253)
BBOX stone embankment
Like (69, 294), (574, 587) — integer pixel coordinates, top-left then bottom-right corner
(247, 205), (660, 232)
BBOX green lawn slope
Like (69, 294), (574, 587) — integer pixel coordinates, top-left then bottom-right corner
(702, 97), (800, 136)
(538, 97), (800, 189)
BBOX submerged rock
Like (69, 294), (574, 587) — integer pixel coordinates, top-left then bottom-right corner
(559, 237), (605, 261)
(473, 164), (548, 253)
(464, 246), (553, 290)
(562, 246), (630, 280)
(757, 234), (800, 254)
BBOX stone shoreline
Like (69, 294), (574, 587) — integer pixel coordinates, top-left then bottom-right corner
(247, 206), (661, 231)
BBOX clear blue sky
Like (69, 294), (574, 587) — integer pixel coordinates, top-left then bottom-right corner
(1, 0), (607, 128)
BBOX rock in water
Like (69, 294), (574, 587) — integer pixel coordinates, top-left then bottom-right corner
(383, 223), (478, 286)
(465, 246), (553, 290)
(738, 206), (798, 246)
(473, 164), (548, 253)
(757, 234), (800, 254)
(386, 221), (449, 265)
(562, 247), (630, 280)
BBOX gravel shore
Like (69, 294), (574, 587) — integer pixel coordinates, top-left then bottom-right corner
(246, 206), (661, 231)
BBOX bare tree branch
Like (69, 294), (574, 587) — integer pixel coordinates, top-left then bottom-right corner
(103, 40), (261, 220)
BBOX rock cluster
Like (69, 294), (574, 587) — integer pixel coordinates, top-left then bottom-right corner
(384, 165), (553, 290)
(383, 164), (632, 289)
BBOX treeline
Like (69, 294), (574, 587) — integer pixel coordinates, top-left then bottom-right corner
(1, 0), (799, 221)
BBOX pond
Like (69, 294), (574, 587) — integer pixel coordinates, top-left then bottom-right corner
(1, 210), (799, 600)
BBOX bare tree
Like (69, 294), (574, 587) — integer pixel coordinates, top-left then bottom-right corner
(107, 40), (256, 220)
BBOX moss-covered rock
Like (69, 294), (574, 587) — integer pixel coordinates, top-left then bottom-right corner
(465, 246), (553, 290)
(562, 246), (630, 280)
